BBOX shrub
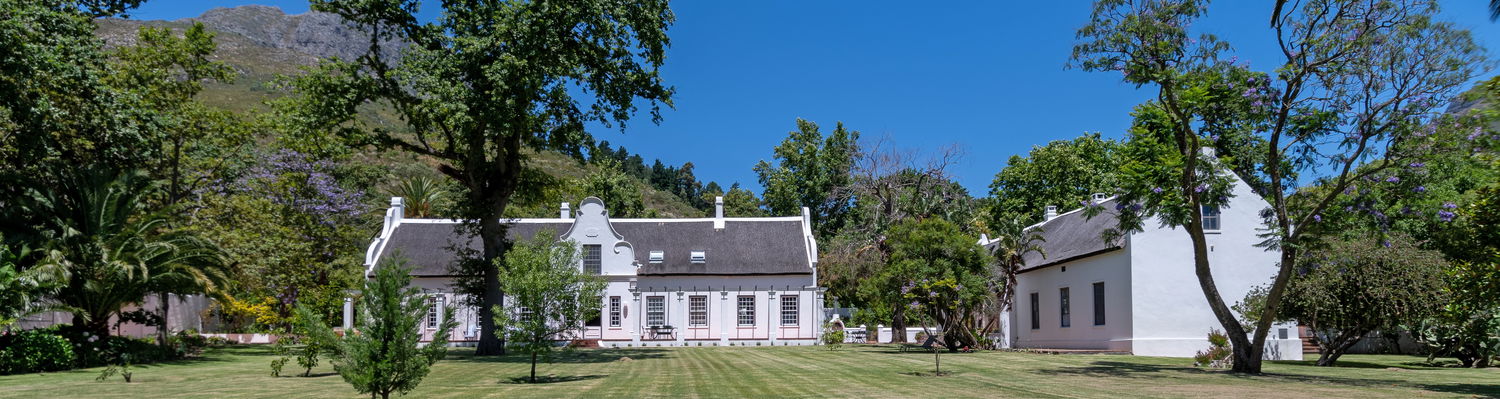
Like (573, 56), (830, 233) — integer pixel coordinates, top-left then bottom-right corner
(0, 330), (76, 374)
(820, 322), (845, 350)
(1193, 329), (1233, 368)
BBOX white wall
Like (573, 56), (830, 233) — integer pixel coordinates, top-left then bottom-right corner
(1011, 248), (1134, 351)
(1127, 176), (1301, 360)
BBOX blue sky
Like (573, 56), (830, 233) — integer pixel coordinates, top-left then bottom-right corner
(129, 1), (1499, 196)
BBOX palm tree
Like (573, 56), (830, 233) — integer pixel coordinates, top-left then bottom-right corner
(6, 167), (229, 338)
(0, 241), (68, 329)
(981, 216), (1045, 340)
(141, 230), (230, 346)
(386, 176), (447, 218)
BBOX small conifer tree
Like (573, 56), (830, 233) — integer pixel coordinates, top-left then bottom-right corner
(336, 259), (457, 399)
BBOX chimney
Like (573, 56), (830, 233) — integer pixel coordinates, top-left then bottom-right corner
(383, 197), (406, 237)
(390, 197), (406, 220)
(1045, 205), (1058, 221)
(713, 196), (725, 230)
(560, 202), (571, 219)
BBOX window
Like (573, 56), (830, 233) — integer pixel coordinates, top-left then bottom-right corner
(737, 295), (756, 326)
(689, 296), (708, 326)
(780, 295), (799, 325)
(690, 250), (707, 264)
(648, 250), (664, 263)
(609, 296), (622, 327)
(1060, 287), (1071, 328)
(426, 296), (440, 329)
(1029, 293), (1040, 330)
(517, 306), (534, 323)
(583, 244), (602, 275)
(1093, 282), (1106, 326)
(647, 296), (665, 326)
(1202, 205), (1221, 231)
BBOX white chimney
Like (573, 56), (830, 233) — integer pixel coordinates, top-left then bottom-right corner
(390, 197), (406, 220)
(713, 196), (725, 230)
(560, 202), (571, 219)
(1045, 205), (1058, 221)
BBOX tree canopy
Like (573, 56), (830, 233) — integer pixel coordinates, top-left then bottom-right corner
(283, 0), (674, 355)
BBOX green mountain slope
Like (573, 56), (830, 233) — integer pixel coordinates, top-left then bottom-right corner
(96, 5), (705, 218)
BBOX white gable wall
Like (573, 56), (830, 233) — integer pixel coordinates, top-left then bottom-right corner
(1010, 247), (1134, 351)
(1128, 175), (1302, 359)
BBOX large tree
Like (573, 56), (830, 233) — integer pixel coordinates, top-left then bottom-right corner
(281, 0), (673, 355)
(988, 133), (1122, 225)
(1280, 233), (1448, 366)
(1071, 0), (1484, 372)
(754, 119), (859, 239)
(880, 218), (993, 349)
(3, 168), (228, 338)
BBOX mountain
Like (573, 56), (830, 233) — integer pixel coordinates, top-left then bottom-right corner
(95, 5), (707, 218)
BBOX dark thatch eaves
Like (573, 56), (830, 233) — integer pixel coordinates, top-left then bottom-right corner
(374, 219), (814, 277)
(1013, 199), (1125, 273)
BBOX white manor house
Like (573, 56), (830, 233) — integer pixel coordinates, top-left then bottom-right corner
(362, 196), (826, 347)
(357, 174), (1301, 359)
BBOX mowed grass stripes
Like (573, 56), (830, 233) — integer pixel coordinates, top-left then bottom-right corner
(0, 344), (1495, 398)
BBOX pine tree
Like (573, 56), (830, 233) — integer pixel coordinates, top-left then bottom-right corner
(336, 260), (457, 399)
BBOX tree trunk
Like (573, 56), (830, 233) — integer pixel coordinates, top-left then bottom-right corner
(1314, 329), (1365, 367)
(158, 292), (171, 348)
(934, 347), (941, 375)
(474, 215), (510, 356)
(1183, 208), (1260, 373)
(891, 305), (907, 343)
(530, 351), (538, 383)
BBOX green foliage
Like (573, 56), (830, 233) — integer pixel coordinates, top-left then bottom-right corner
(1282, 233), (1449, 366)
(1070, 0), (1485, 373)
(1193, 329), (1233, 369)
(0, 0), (154, 187)
(493, 234), (607, 383)
(285, 0), (674, 355)
(272, 305), (342, 377)
(193, 150), (368, 331)
(335, 259), (456, 399)
(95, 354), (133, 383)
(755, 119), (859, 238)
(0, 330), (76, 375)
(386, 176), (449, 219)
(0, 241), (65, 328)
(578, 159), (646, 218)
(879, 218), (993, 349)
(2, 167), (229, 337)
(986, 216), (1045, 316)
(721, 183), (766, 217)
(821, 322), (846, 351)
(987, 133), (1122, 225)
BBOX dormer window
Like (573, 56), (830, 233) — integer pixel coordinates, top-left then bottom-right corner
(648, 251), (664, 263)
(690, 250), (707, 264)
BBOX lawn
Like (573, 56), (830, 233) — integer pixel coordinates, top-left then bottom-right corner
(0, 344), (1495, 398)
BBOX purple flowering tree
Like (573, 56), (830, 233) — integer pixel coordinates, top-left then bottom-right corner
(1072, 0), (1485, 373)
(198, 150), (369, 329)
